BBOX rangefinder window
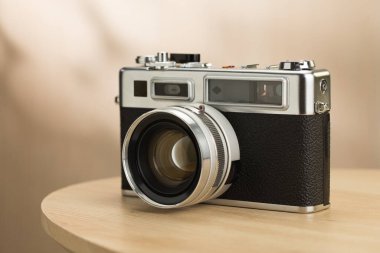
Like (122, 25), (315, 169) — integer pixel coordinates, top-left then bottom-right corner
(151, 79), (193, 100)
(207, 79), (283, 106)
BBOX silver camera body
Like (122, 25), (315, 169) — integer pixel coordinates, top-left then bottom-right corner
(119, 52), (331, 213)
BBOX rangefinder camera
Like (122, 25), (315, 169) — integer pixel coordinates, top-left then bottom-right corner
(119, 52), (331, 213)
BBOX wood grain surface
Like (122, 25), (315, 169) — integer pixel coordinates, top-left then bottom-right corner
(41, 168), (380, 253)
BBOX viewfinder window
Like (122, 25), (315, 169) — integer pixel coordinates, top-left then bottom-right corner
(207, 79), (283, 106)
(151, 79), (193, 100)
(154, 83), (189, 97)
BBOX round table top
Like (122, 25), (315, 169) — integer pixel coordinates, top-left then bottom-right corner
(41, 168), (380, 253)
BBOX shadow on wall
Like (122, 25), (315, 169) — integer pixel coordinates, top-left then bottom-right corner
(0, 1), (126, 252)
(0, 0), (380, 253)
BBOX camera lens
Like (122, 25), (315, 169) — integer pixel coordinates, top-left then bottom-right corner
(148, 129), (197, 187)
(122, 105), (240, 208)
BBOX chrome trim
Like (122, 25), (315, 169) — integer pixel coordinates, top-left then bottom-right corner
(206, 199), (330, 213)
(122, 190), (330, 214)
(150, 77), (194, 101)
(122, 66), (317, 74)
(123, 190), (137, 197)
(313, 70), (331, 112)
(204, 75), (288, 111)
(120, 68), (330, 115)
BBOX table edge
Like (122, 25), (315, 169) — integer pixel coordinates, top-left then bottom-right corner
(41, 179), (119, 253)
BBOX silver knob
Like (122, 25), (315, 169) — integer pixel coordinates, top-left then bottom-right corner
(136, 55), (156, 64)
(315, 101), (329, 114)
(157, 52), (169, 62)
(136, 52), (175, 69)
(299, 60), (315, 70)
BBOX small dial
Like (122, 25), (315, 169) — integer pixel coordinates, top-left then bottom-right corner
(279, 60), (315, 71)
(169, 54), (201, 63)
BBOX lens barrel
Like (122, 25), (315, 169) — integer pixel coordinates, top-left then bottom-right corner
(122, 104), (240, 208)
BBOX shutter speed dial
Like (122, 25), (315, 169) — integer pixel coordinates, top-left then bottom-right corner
(136, 52), (175, 69)
(136, 52), (208, 69)
(135, 55), (156, 64)
(279, 60), (315, 71)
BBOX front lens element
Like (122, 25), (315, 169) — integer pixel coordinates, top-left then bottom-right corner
(148, 129), (197, 187)
(134, 121), (200, 197)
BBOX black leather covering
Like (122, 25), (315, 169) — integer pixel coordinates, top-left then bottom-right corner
(219, 112), (330, 207)
(120, 107), (330, 207)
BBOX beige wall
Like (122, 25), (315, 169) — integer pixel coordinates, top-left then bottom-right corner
(0, 0), (379, 252)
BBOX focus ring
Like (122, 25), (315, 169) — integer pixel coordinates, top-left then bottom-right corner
(195, 112), (226, 187)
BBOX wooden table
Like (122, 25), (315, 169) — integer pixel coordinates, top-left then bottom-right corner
(41, 168), (380, 253)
